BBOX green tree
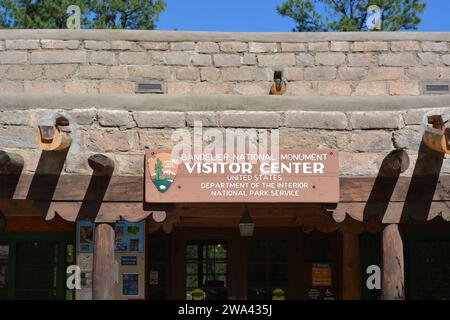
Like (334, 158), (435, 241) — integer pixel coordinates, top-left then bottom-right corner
(154, 158), (163, 180)
(0, 0), (166, 29)
(87, 0), (166, 29)
(0, 0), (87, 28)
(277, 0), (426, 32)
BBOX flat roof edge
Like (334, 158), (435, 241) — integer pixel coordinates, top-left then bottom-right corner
(0, 94), (449, 112)
(1, 30), (450, 42)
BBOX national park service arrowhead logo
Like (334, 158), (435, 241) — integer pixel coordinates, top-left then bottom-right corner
(147, 152), (179, 193)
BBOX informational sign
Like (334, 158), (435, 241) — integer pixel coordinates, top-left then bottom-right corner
(76, 220), (145, 253)
(122, 273), (139, 296)
(307, 288), (335, 300)
(149, 271), (159, 285)
(145, 149), (339, 203)
(75, 253), (93, 300)
(311, 263), (333, 287)
(114, 221), (145, 253)
(77, 221), (95, 253)
(121, 256), (138, 266)
(307, 288), (320, 300)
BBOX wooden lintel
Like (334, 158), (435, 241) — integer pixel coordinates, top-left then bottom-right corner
(0, 198), (449, 224)
(3, 174), (450, 203)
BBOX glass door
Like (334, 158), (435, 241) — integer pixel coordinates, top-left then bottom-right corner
(0, 233), (73, 300)
(14, 241), (59, 299)
(185, 240), (227, 300)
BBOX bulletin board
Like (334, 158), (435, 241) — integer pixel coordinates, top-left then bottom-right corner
(76, 220), (145, 253)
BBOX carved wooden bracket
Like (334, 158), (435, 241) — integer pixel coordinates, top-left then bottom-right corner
(148, 214), (179, 234)
(36, 116), (72, 151)
(423, 115), (450, 154)
(331, 201), (450, 224)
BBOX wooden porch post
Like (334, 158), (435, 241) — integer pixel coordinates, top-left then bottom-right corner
(382, 224), (404, 300)
(341, 232), (362, 300)
(93, 223), (115, 300)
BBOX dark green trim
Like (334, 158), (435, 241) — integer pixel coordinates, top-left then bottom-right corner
(0, 232), (72, 241)
(404, 232), (450, 300)
(0, 232), (73, 300)
(359, 232), (381, 300)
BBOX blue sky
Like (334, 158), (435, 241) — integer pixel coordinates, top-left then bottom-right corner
(157, 0), (450, 32)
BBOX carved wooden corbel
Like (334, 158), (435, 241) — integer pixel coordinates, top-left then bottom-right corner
(423, 115), (450, 154)
(36, 116), (72, 151)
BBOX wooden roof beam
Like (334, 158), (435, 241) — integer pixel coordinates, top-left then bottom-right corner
(0, 150), (24, 173)
(36, 115), (72, 151)
(423, 115), (450, 154)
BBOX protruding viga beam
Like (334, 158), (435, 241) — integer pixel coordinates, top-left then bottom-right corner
(423, 115), (450, 155)
(0, 151), (24, 172)
(88, 154), (115, 175)
(36, 116), (72, 152)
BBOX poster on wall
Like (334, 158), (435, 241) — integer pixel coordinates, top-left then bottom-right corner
(77, 221), (95, 253)
(114, 221), (145, 253)
(76, 220), (145, 254)
(122, 273), (139, 296)
(311, 263), (333, 287)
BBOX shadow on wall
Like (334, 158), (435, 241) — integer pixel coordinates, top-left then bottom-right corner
(363, 141), (444, 223)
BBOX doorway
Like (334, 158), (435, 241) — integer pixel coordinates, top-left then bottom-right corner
(148, 228), (339, 300)
(0, 233), (73, 300)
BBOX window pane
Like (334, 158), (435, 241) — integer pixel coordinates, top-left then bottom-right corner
(215, 263), (227, 274)
(0, 243), (9, 289)
(185, 240), (227, 300)
(186, 263), (198, 275)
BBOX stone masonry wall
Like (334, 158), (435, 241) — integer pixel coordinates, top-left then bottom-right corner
(1, 105), (450, 177)
(0, 31), (450, 96)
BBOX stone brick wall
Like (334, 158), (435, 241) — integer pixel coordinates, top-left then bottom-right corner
(1, 103), (449, 176)
(0, 30), (450, 96)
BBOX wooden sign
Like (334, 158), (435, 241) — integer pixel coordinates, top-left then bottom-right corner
(145, 149), (339, 203)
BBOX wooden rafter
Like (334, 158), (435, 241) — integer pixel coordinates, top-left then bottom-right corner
(423, 115), (450, 154)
